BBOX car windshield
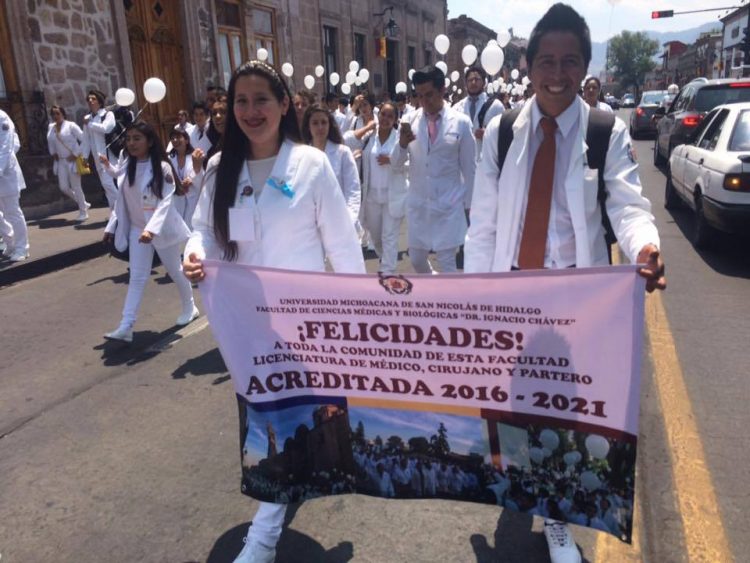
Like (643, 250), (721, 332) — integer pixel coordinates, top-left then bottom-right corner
(729, 110), (750, 151)
(695, 85), (750, 112)
(623, 95), (634, 100)
(641, 93), (665, 105)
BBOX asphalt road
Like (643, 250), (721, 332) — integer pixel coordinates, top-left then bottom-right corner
(1, 110), (748, 562)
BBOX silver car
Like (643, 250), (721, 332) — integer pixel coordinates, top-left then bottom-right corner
(629, 91), (667, 139)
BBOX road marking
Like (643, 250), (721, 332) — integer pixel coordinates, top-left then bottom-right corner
(598, 249), (732, 561)
(644, 291), (733, 562)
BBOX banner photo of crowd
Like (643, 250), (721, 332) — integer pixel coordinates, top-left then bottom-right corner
(202, 262), (645, 542)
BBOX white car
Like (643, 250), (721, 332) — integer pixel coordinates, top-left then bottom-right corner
(666, 101), (750, 248)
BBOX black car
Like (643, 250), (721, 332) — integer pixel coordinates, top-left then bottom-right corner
(653, 77), (750, 166)
(629, 90), (667, 139)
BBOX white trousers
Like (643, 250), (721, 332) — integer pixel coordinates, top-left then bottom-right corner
(247, 502), (287, 547)
(120, 228), (194, 327)
(0, 194), (28, 253)
(173, 191), (200, 231)
(0, 208), (13, 241)
(94, 158), (118, 210)
(363, 199), (403, 274)
(57, 162), (89, 212)
(409, 247), (458, 274)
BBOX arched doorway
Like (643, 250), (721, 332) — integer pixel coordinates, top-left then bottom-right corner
(123, 0), (189, 143)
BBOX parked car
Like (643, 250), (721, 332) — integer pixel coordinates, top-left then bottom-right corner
(666, 102), (750, 248)
(604, 94), (620, 110)
(621, 93), (635, 108)
(629, 90), (667, 139)
(654, 77), (750, 166)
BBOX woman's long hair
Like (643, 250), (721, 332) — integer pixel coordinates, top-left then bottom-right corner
(213, 60), (301, 261)
(124, 121), (174, 199)
(301, 103), (343, 145)
(168, 129), (194, 158)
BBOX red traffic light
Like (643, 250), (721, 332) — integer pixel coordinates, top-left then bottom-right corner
(652, 10), (674, 19)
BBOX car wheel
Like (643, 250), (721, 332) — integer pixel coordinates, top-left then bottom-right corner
(654, 137), (666, 166)
(630, 126), (639, 141)
(693, 193), (717, 250)
(664, 171), (680, 209)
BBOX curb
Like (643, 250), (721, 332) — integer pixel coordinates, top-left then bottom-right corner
(0, 241), (109, 288)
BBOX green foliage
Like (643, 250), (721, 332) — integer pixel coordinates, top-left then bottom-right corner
(607, 31), (659, 94)
(430, 422), (451, 457)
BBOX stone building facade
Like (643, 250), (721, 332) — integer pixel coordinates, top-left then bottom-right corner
(1, 0), (446, 210)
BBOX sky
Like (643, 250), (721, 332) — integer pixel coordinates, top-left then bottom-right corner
(447, 0), (729, 43)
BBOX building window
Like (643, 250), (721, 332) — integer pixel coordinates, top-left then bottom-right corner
(216, 0), (246, 88)
(424, 49), (432, 65)
(354, 32), (366, 67)
(408, 45), (416, 71)
(0, 60), (6, 99)
(253, 6), (278, 64)
(324, 25), (338, 89)
(731, 27), (740, 39)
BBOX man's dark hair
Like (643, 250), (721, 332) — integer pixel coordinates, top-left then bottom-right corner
(324, 92), (337, 103)
(339, 97), (349, 107)
(464, 65), (487, 82)
(526, 3), (591, 71)
(87, 89), (106, 107)
(192, 101), (209, 114)
(394, 92), (407, 103)
(412, 65), (445, 90)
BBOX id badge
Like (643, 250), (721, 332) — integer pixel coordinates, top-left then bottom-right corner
(229, 207), (256, 241)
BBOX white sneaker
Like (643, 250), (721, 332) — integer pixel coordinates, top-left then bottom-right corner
(76, 210), (89, 222)
(9, 249), (28, 262)
(104, 324), (133, 343)
(176, 305), (199, 326)
(544, 520), (581, 563)
(233, 535), (276, 563)
(85, 202), (92, 209)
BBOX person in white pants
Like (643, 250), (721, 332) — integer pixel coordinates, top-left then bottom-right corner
(183, 60), (364, 563)
(355, 102), (408, 274)
(168, 129), (203, 230)
(81, 89), (119, 209)
(103, 121), (198, 343)
(0, 109), (29, 262)
(47, 105), (90, 221)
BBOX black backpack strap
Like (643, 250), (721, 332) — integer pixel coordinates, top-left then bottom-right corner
(477, 98), (496, 129)
(585, 108), (617, 260)
(496, 107), (521, 178)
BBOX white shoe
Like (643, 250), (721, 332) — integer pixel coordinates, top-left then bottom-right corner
(85, 202), (92, 209)
(233, 535), (276, 563)
(104, 324), (133, 343)
(544, 520), (581, 563)
(176, 305), (199, 326)
(76, 210), (89, 222)
(9, 249), (28, 262)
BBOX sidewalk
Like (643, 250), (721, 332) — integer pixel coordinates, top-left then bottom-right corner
(0, 205), (112, 288)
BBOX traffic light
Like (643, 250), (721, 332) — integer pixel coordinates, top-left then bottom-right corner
(651, 10), (674, 19)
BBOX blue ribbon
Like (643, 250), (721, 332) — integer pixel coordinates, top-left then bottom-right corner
(266, 177), (295, 199)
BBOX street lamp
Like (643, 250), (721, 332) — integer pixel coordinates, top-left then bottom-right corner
(373, 6), (399, 39)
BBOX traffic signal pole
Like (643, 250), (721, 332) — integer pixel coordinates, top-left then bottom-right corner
(652, 7), (741, 19)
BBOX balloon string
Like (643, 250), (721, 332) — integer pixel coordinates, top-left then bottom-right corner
(104, 102), (150, 152)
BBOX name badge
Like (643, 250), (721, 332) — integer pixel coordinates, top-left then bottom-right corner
(229, 207), (256, 242)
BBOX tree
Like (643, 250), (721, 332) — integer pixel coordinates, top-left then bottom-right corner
(408, 436), (431, 455)
(353, 421), (365, 445)
(386, 435), (405, 452)
(430, 422), (451, 457)
(607, 31), (659, 97)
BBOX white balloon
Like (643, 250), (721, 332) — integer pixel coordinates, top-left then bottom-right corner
(281, 63), (294, 77)
(529, 447), (544, 464)
(522, 76), (530, 86)
(434, 34), (450, 55)
(511, 69), (520, 80)
(408, 69), (415, 81)
(540, 429), (560, 451)
(314, 65), (325, 77)
(541, 447), (552, 458)
(581, 471), (602, 492)
(345, 71), (357, 84)
(488, 39), (499, 47)
(355, 77), (363, 86)
(330, 72), (340, 86)
(444, 77), (451, 88)
(480, 44), (504, 76)
(585, 435), (610, 460)
(349, 60), (360, 73)
(435, 61), (448, 76)
(457, 89), (462, 95)
(395, 81), (407, 94)
(563, 451), (579, 466)
(142, 77), (166, 103)
(303, 75), (315, 90)
(341, 83), (351, 95)
(486, 84), (494, 95)
(450, 70), (460, 83)
(256, 48), (269, 62)
(115, 87), (135, 107)
(497, 29), (511, 48)
(461, 44), (478, 66)
(358, 68), (370, 83)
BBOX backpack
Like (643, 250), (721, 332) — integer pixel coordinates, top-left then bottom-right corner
(476, 98), (497, 129)
(495, 106), (617, 262)
(103, 106), (133, 157)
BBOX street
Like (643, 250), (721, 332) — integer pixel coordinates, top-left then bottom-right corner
(1, 108), (748, 562)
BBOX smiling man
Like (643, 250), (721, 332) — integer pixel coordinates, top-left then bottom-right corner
(465, 4), (666, 560)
